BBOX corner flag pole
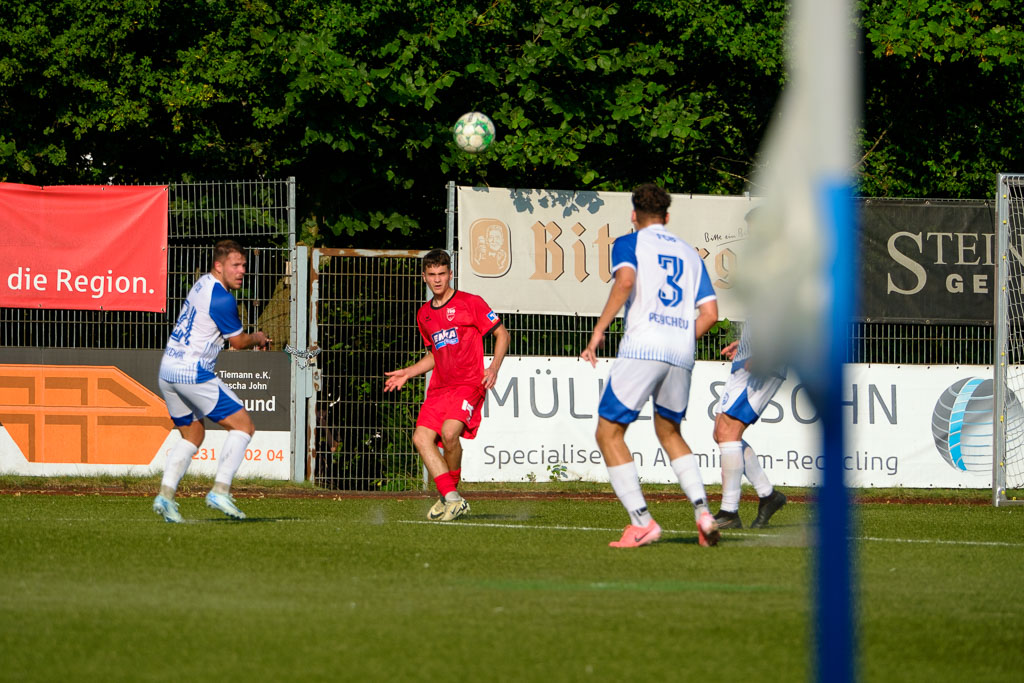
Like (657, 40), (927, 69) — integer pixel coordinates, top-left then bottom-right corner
(815, 183), (857, 683)
(735, 0), (858, 679)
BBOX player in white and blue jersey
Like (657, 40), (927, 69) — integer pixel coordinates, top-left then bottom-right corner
(581, 183), (721, 548)
(712, 321), (787, 529)
(152, 240), (271, 523)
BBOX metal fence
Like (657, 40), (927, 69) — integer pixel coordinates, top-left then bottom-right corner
(309, 250), (429, 489)
(307, 251), (738, 489)
(1, 179), (296, 350)
(2, 179), (1000, 491)
(848, 322), (992, 365)
(306, 247), (996, 490)
(491, 318), (992, 365)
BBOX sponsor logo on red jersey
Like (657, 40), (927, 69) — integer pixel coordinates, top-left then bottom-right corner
(432, 328), (459, 349)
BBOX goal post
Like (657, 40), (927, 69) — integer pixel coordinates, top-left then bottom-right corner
(994, 173), (1024, 506)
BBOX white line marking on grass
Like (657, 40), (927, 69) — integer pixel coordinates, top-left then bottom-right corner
(399, 520), (1024, 547)
(10, 516), (1021, 548)
(857, 535), (1023, 548)
(1, 517), (318, 524)
(400, 519), (621, 533)
(401, 519), (768, 538)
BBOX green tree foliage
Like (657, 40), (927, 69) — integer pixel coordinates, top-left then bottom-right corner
(1, 1), (1021, 247)
(857, 0), (1024, 196)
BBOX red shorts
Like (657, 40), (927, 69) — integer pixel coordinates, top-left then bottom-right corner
(416, 383), (486, 445)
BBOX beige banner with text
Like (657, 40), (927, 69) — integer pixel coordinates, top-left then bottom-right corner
(457, 186), (757, 319)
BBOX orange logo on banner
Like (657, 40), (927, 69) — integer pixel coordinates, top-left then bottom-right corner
(0, 365), (172, 465)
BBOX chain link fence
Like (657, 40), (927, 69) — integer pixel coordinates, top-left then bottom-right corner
(308, 248), (994, 490)
(310, 250), (428, 490)
(2, 180), (997, 491)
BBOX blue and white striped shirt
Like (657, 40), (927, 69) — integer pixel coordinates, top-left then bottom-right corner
(612, 224), (716, 369)
(159, 273), (243, 384)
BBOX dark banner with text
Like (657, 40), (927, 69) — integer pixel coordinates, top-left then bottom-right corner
(860, 199), (996, 324)
(0, 183), (168, 312)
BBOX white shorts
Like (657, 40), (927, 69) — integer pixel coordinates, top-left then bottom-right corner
(599, 358), (692, 424)
(159, 377), (244, 426)
(714, 367), (785, 425)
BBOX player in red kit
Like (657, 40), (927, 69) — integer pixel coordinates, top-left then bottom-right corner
(384, 249), (510, 521)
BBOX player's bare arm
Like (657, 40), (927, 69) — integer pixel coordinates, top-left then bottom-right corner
(384, 352), (435, 392)
(721, 340), (740, 361)
(582, 267), (635, 367)
(694, 299), (719, 339)
(229, 330), (271, 351)
(483, 323), (510, 389)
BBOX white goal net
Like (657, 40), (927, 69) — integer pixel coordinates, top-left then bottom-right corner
(994, 173), (1024, 505)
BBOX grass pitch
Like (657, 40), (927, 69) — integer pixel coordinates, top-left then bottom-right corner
(1, 490), (1021, 682)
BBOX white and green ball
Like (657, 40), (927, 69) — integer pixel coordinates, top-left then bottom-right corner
(453, 112), (495, 153)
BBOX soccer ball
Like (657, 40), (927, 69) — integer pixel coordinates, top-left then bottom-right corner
(453, 112), (495, 153)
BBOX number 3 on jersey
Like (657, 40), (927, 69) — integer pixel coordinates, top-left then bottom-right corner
(657, 254), (685, 307)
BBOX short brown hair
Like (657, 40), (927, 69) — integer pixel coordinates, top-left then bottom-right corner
(211, 240), (245, 269)
(422, 248), (451, 271)
(632, 183), (671, 223)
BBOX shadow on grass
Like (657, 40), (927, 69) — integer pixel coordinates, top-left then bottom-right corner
(200, 516), (304, 524)
(660, 535), (722, 546)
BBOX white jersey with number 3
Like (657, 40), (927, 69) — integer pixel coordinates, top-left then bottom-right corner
(159, 273), (243, 384)
(612, 224), (716, 369)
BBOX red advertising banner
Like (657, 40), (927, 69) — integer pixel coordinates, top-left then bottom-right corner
(0, 183), (168, 312)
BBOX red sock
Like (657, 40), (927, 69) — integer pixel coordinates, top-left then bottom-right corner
(433, 471), (456, 498)
(450, 468), (461, 488)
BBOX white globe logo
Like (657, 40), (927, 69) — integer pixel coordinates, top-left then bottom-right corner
(931, 378), (1024, 472)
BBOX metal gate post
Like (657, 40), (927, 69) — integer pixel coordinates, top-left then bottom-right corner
(289, 245), (311, 482)
(446, 180), (456, 254)
(306, 249), (323, 483)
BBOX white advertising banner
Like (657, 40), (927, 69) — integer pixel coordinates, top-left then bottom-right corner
(462, 357), (997, 489)
(457, 186), (754, 320)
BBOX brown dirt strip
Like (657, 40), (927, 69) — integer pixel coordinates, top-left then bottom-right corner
(0, 484), (994, 506)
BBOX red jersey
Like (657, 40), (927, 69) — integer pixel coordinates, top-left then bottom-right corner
(417, 290), (501, 390)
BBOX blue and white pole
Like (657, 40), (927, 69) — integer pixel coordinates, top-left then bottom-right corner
(737, 1), (859, 680)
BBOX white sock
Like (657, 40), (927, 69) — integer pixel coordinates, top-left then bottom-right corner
(607, 462), (653, 527)
(670, 455), (709, 522)
(160, 440), (198, 497)
(742, 441), (774, 498)
(718, 441), (744, 513)
(214, 430), (252, 491)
